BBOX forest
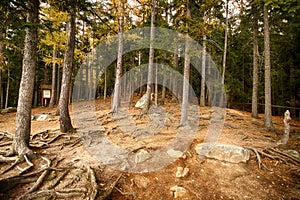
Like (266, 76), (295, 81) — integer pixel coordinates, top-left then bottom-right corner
(0, 0), (300, 199)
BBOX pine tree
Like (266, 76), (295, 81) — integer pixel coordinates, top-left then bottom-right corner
(15, 0), (39, 156)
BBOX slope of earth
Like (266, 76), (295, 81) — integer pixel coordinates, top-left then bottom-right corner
(0, 96), (299, 200)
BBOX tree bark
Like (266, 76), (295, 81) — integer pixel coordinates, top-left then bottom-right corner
(138, 52), (143, 97)
(56, 65), (60, 104)
(15, 0), (39, 156)
(172, 45), (178, 102)
(155, 63), (158, 106)
(252, 6), (259, 118)
(0, 69), (2, 109)
(180, 0), (191, 125)
(289, 58), (296, 116)
(221, 0), (229, 84)
(263, 4), (274, 131)
(111, 2), (124, 113)
(104, 70), (107, 102)
(143, 0), (156, 113)
(161, 73), (166, 104)
(5, 68), (9, 109)
(0, 32), (4, 109)
(85, 59), (89, 100)
(89, 52), (94, 101)
(57, 7), (75, 133)
(200, 13), (207, 107)
(49, 45), (57, 108)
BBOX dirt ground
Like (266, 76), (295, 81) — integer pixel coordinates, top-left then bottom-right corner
(0, 95), (299, 200)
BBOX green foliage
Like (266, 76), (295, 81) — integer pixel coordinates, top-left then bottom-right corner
(1, 0), (299, 113)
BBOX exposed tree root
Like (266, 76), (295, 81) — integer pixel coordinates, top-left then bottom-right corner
(17, 155), (34, 175)
(114, 186), (136, 198)
(18, 188), (87, 200)
(17, 158), (51, 199)
(100, 173), (123, 200)
(46, 170), (69, 190)
(1, 157), (21, 174)
(0, 141), (12, 147)
(245, 147), (270, 170)
(0, 176), (37, 193)
(0, 155), (18, 163)
(87, 166), (98, 200)
(245, 146), (300, 170)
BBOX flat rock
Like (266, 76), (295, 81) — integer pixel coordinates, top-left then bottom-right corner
(195, 143), (250, 163)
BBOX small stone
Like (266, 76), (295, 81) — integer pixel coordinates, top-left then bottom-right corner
(99, 126), (105, 132)
(170, 186), (189, 198)
(134, 175), (150, 189)
(200, 115), (211, 120)
(167, 149), (183, 158)
(251, 120), (263, 126)
(176, 166), (189, 178)
(135, 149), (152, 164)
(226, 167), (249, 181)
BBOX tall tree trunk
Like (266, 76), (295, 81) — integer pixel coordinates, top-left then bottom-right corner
(221, 0), (229, 84)
(111, 2), (124, 113)
(0, 69), (2, 109)
(123, 66), (126, 101)
(172, 45), (178, 102)
(0, 32), (4, 109)
(143, 0), (156, 113)
(89, 52), (94, 101)
(155, 63), (158, 106)
(161, 73), (166, 104)
(207, 51), (212, 106)
(263, 4), (273, 131)
(289, 61), (296, 116)
(33, 74), (38, 107)
(180, 0), (191, 125)
(5, 68), (9, 109)
(49, 45), (57, 108)
(200, 13), (207, 107)
(15, 0), (39, 156)
(85, 60), (89, 100)
(57, 8), (75, 133)
(104, 70), (107, 102)
(138, 52), (143, 97)
(252, 6), (259, 118)
(56, 65), (60, 104)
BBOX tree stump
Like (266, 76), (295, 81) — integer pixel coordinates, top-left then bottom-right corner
(281, 110), (291, 146)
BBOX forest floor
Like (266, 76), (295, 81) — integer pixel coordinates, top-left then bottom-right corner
(0, 95), (300, 200)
